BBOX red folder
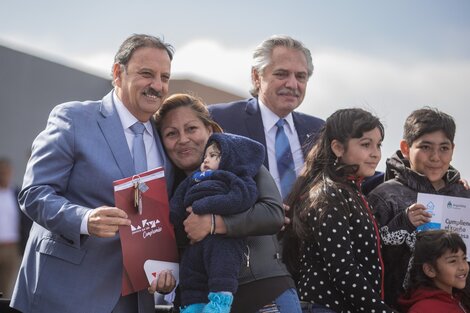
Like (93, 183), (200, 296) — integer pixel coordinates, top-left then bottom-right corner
(114, 167), (178, 296)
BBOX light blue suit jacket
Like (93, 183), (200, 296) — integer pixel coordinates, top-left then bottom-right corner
(11, 91), (173, 313)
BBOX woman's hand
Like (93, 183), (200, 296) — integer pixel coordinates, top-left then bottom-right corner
(406, 203), (432, 227)
(183, 207), (228, 243)
(147, 270), (176, 295)
(183, 207), (211, 243)
(280, 204), (291, 231)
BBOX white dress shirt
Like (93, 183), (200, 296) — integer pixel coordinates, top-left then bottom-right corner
(258, 100), (304, 195)
(80, 91), (164, 234)
(113, 92), (163, 170)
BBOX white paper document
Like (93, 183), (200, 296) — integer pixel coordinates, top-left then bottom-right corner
(143, 259), (180, 286)
(417, 193), (470, 254)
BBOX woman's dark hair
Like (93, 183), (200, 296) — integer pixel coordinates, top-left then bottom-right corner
(282, 108), (384, 277)
(154, 93), (223, 190)
(154, 93), (222, 133)
(406, 229), (467, 293)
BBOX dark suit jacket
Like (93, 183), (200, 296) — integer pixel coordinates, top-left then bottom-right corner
(208, 97), (325, 169)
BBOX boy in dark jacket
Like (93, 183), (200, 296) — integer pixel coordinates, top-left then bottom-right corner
(170, 133), (265, 313)
(368, 107), (470, 311)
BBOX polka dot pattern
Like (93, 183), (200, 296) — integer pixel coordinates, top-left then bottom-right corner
(297, 180), (394, 312)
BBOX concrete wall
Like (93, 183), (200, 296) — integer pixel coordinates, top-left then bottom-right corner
(0, 45), (112, 186)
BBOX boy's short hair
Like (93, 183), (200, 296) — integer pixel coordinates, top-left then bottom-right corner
(403, 107), (456, 146)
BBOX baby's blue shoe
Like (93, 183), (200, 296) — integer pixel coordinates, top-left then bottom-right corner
(202, 292), (233, 313)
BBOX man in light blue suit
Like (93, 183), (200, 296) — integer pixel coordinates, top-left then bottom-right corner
(11, 34), (176, 313)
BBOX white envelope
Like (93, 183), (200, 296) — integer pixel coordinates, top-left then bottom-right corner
(143, 259), (180, 286)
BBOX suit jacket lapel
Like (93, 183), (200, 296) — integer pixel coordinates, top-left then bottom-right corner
(292, 112), (312, 158)
(97, 91), (135, 178)
(245, 98), (270, 168)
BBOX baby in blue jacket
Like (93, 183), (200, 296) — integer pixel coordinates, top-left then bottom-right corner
(170, 132), (265, 313)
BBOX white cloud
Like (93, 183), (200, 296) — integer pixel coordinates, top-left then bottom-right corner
(71, 51), (114, 79)
(171, 39), (253, 96)
(303, 49), (470, 178)
(169, 42), (470, 179)
(21, 36), (469, 180)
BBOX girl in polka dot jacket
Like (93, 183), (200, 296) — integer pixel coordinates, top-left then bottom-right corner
(283, 108), (396, 312)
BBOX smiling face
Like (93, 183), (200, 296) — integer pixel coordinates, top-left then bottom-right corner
(160, 106), (213, 174)
(400, 130), (454, 190)
(253, 46), (309, 118)
(113, 47), (171, 122)
(425, 248), (469, 294)
(332, 127), (383, 178)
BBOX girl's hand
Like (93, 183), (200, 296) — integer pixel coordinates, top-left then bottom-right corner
(406, 203), (432, 227)
(147, 270), (176, 294)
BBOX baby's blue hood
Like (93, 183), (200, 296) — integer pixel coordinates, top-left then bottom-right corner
(205, 132), (265, 177)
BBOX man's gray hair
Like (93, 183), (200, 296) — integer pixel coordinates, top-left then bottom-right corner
(250, 35), (313, 97)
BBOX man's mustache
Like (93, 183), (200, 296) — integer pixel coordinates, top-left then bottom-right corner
(143, 88), (162, 98)
(278, 88), (300, 97)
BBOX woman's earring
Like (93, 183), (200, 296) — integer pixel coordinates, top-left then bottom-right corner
(333, 157), (339, 167)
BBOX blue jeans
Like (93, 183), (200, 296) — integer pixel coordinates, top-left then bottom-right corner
(300, 302), (337, 313)
(257, 288), (302, 313)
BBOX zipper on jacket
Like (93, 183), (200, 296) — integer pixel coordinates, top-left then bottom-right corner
(458, 301), (468, 313)
(355, 178), (386, 300)
(244, 245), (250, 267)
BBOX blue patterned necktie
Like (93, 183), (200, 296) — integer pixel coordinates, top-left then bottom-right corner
(130, 122), (148, 174)
(275, 119), (296, 199)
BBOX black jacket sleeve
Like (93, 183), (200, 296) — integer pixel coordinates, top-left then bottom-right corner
(222, 166), (284, 237)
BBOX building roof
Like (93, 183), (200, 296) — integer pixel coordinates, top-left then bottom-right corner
(0, 43), (244, 185)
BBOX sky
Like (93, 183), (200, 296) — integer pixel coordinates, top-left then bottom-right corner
(1, 0), (469, 179)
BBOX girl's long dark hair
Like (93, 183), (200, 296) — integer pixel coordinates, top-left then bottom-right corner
(282, 108), (384, 278)
(406, 230), (467, 293)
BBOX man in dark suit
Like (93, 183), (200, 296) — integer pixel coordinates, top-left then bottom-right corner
(209, 35), (324, 313)
(209, 35), (324, 200)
